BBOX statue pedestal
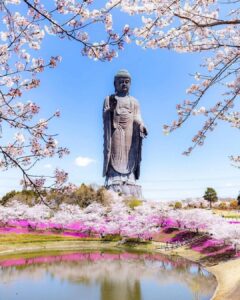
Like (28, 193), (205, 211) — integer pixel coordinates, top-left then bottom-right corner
(106, 183), (142, 199)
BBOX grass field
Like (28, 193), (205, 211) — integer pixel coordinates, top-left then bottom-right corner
(0, 233), (101, 244)
(213, 209), (240, 219)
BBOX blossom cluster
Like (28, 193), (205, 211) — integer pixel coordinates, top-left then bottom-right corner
(0, 197), (239, 248)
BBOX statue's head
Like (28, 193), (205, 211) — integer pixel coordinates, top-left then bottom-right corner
(114, 69), (131, 96)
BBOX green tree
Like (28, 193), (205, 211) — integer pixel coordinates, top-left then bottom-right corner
(74, 184), (94, 207)
(203, 187), (218, 209)
(1, 190), (16, 206)
(95, 187), (110, 206)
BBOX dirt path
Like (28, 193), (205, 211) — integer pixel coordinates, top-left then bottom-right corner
(207, 259), (240, 300)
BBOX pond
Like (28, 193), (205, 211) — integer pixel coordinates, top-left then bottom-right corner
(0, 250), (216, 300)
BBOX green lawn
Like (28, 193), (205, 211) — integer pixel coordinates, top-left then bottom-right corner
(213, 209), (240, 219)
(0, 233), (100, 245)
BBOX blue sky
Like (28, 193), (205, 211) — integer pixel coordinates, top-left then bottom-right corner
(1, 16), (240, 201)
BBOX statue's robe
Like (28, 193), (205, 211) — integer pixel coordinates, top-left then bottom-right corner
(103, 95), (144, 186)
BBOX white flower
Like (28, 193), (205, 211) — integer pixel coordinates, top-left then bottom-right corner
(0, 32), (8, 41)
(14, 132), (25, 143)
(208, 62), (215, 72)
(5, 0), (21, 4)
(199, 106), (206, 114)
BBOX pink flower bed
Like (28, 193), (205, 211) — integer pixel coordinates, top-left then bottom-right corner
(0, 251), (194, 269)
(0, 220), (91, 238)
(0, 210), (239, 259)
(0, 227), (29, 234)
(229, 221), (240, 224)
(191, 238), (236, 256)
(191, 239), (220, 252)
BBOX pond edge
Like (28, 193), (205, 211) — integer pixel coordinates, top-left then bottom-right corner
(0, 239), (238, 300)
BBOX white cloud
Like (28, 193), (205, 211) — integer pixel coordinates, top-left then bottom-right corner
(75, 156), (95, 167)
(43, 164), (52, 169)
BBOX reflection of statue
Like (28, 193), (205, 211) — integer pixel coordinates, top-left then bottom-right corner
(101, 279), (142, 300)
(103, 70), (147, 198)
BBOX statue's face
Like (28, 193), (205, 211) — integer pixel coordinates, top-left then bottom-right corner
(115, 77), (131, 95)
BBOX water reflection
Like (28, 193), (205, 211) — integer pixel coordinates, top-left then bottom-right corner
(0, 251), (216, 300)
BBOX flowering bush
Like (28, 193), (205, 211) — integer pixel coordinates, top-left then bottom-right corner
(0, 194), (239, 252)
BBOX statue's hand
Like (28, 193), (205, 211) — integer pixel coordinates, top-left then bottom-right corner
(140, 125), (148, 137)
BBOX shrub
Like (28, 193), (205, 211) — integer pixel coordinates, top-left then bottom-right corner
(74, 184), (95, 207)
(95, 187), (111, 205)
(125, 197), (142, 209)
(123, 237), (151, 245)
(230, 200), (238, 210)
(218, 202), (227, 210)
(174, 201), (182, 209)
(74, 184), (111, 207)
(101, 234), (121, 241)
